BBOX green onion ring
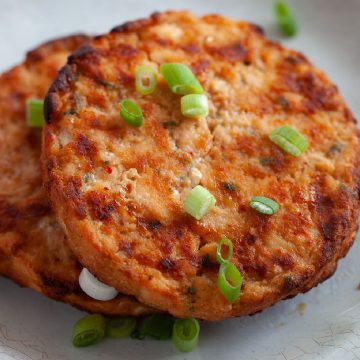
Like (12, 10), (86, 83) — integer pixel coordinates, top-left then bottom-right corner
(120, 99), (143, 127)
(249, 196), (279, 215)
(218, 262), (243, 302)
(172, 318), (200, 353)
(135, 66), (157, 95)
(72, 314), (106, 347)
(181, 94), (209, 118)
(160, 63), (203, 95)
(106, 317), (137, 338)
(274, 1), (298, 37)
(184, 185), (216, 220)
(26, 99), (45, 127)
(269, 125), (308, 156)
(216, 237), (234, 265)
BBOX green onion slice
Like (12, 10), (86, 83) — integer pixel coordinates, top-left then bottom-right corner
(184, 185), (216, 220)
(269, 125), (308, 156)
(79, 267), (118, 301)
(181, 94), (209, 118)
(120, 99), (143, 127)
(250, 196), (279, 215)
(26, 99), (45, 127)
(135, 66), (157, 95)
(216, 237), (234, 265)
(139, 314), (175, 340)
(172, 318), (200, 353)
(274, 1), (298, 37)
(72, 314), (106, 347)
(106, 317), (137, 338)
(160, 63), (203, 95)
(218, 262), (243, 303)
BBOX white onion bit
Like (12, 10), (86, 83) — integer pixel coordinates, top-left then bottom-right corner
(79, 268), (118, 301)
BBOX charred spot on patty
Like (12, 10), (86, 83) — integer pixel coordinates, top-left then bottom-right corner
(74, 134), (98, 159)
(222, 182), (236, 192)
(86, 191), (117, 221)
(159, 257), (177, 271)
(207, 43), (247, 62)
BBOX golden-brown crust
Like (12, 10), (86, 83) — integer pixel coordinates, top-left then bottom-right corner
(43, 12), (360, 320)
(0, 35), (155, 316)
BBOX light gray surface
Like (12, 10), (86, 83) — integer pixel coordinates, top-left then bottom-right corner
(0, 0), (360, 359)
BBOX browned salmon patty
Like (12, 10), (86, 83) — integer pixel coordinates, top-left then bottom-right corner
(43, 11), (360, 320)
(0, 35), (154, 316)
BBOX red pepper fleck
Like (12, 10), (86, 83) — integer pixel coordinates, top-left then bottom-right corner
(104, 166), (112, 174)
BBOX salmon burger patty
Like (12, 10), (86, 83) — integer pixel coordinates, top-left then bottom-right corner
(0, 35), (154, 316)
(43, 11), (360, 320)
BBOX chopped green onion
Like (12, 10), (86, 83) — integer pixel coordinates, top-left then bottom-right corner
(184, 185), (216, 220)
(218, 262), (242, 302)
(26, 99), (45, 127)
(72, 314), (106, 347)
(172, 318), (200, 353)
(181, 94), (209, 118)
(160, 63), (203, 95)
(274, 1), (298, 37)
(269, 125), (308, 156)
(250, 196), (279, 215)
(139, 314), (175, 340)
(106, 317), (137, 338)
(79, 267), (118, 301)
(120, 99), (143, 127)
(135, 66), (158, 95)
(216, 237), (234, 265)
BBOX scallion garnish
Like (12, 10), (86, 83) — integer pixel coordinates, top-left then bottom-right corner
(120, 99), (143, 127)
(181, 94), (209, 118)
(218, 262), (243, 302)
(106, 317), (137, 338)
(216, 237), (234, 265)
(172, 318), (200, 353)
(135, 66), (158, 95)
(269, 125), (308, 156)
(26, 99), (45, 127)
(184, 185), (216, 220)
(139, 314), (175, 340)
(72, 314), (106, 347)
(249, 196), (279, 215)
(79, 268), (118, 301)
(160, 63), (203, 95)
(274, 1), (298, 37)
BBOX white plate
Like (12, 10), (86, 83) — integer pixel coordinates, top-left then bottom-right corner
(1, 0), (360, 359)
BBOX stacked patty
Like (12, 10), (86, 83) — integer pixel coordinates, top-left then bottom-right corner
(0, 35), (154, 316)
